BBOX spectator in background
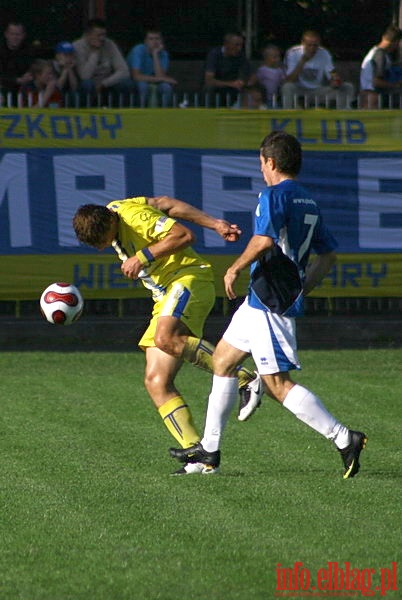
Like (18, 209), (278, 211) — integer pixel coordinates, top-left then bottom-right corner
(204, 32), (256, 107)
(282, 30), (354, 109)
(127, 29), (177, 107)
(73, 18), (134, 104)
(360, 24), (402, 109)
(53, 41), (80, 103)
(0, 21), (34, 100)
(256, 44), (286, 107)
(19, 58), (63, 108)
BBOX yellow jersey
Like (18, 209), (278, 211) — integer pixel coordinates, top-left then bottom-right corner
(107, 197), (214, 300)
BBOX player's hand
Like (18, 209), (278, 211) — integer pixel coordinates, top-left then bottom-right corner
(215, 220), (242, 242)
(224, 268), (240, 299)
(120, 256), (143, 279)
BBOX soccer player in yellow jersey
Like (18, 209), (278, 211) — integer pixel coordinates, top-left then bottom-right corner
(73, 195), (262, 474)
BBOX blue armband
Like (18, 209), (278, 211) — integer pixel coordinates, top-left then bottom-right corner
(136, 247), (155, 266)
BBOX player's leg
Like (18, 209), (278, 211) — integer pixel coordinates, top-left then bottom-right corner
(154, 277), (255, 388)
(170, 302), (367, 477)
(193, 301), (261, 454)
(155, 311), (254, 474)
(256, 310), (349, 441)
(169, 300), (257, 467)
(262, 371), (367, 478)
(169, 337), (247, 468)
(257, 311), (367, 478)
(181, 335), (254, 389)
(201, 338), (249, 451)
(144, 346), (200, 449)
(139, 309), (200, 450)
(262, 370), (347, 440)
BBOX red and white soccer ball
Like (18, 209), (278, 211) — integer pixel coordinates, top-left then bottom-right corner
(40, 282), (84, 326)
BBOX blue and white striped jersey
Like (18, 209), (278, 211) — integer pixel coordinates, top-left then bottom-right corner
(249, 179), (338, 314)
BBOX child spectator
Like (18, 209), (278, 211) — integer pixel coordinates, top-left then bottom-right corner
(19, 59), (63, 107)
(256, 44), (285, 107)
(53, 41), (80, 98)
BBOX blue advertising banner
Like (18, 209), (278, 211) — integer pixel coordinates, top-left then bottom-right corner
(1, 147), (401, 255)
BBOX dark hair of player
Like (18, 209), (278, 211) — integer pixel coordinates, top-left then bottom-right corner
(73, 204), (116, 247)
(260, 131), (302, 176)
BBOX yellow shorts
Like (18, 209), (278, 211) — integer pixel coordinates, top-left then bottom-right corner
(139, 274), (216, 349)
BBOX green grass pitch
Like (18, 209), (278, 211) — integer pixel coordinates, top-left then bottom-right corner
(0, 349), (400, 599)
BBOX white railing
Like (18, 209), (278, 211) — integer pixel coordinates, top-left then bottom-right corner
(1, 90), (402, 109)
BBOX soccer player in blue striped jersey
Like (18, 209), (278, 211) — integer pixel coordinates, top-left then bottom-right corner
(170, 131), (367, 478)
(73, 195), (256, 473)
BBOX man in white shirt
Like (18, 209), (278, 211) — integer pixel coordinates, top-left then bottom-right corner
(282, 30), (354, 109)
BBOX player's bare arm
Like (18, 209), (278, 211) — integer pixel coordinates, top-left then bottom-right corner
(120, 222), (194, 279)
(303, 251), (336, 296)
(224, 234), (274, 299)
(147, 196), (241, 241)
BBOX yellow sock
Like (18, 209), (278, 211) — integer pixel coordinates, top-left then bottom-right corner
(237, 365), (255, 389)
(182, 336), (254, 388)
(158, 396), (200, 448)
(182, 336), (214, 372)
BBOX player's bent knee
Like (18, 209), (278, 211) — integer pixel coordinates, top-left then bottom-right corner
(154, 333), (182, 357)
(144, 370), (169, 395)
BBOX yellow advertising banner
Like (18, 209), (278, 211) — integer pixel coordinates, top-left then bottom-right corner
(1, 253), (401, 301)
(2, 107), (402, 151)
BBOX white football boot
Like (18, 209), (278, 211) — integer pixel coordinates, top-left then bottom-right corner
(238, 372), (263, 421)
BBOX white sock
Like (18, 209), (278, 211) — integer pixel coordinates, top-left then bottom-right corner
(201, 375), (238, 452)
(283, 384), (350, 448)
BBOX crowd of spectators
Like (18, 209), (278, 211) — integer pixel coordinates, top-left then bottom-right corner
(1, 18), (402, 109)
